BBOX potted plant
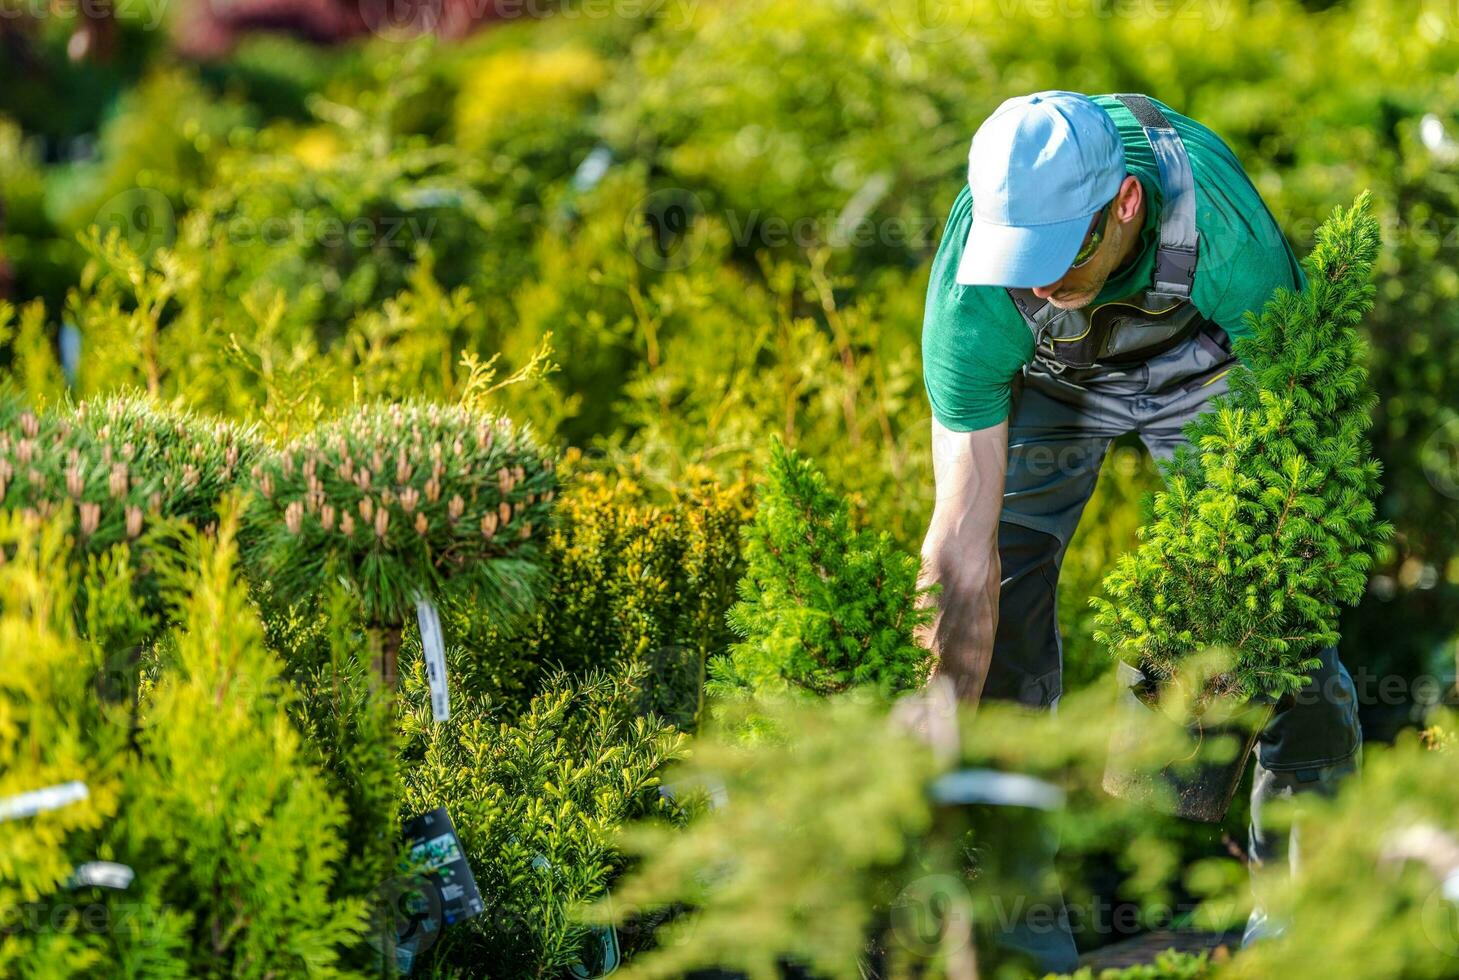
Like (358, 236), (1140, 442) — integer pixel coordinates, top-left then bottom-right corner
(1093, 195), (1391, 821)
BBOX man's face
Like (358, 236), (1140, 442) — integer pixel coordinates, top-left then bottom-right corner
(1029, 208), (1127, 310)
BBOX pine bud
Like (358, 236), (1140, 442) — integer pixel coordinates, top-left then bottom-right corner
(414, 513), (429, 535)
(321, 504), (337, 531)
(399, 487), (420, 514)
(19, 411), (38, 438)
(125, 506), (143, 539)
(481, 512), (498, 537)
(109, 463), (129, 499)
(359, 497), (374, 522)
(66, 467), (83, 499)
(519, 521), (532, 539)
(285, 501), (303, 535)
(374, 508), (389, 539)
(424, 478), (440, 503)
(340, 512), (356, 536)
(498, 501), (511, 524)
(448, 495), (465, 522)
(79, 502), (100, 536)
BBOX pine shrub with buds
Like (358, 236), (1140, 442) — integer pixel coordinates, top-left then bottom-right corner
(0, 391), (255, 602)
(244, 401), (558, 682)
(1093, 194), (1392, 700)
(709, 439), (934, 699)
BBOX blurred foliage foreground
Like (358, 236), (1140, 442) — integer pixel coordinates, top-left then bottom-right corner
(1, 0), (1458, 977)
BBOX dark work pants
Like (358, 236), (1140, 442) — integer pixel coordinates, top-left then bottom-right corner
(984, 325), (1363, 971)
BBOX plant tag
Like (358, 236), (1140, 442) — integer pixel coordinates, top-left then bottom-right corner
(416, 597), (449, 723)
(929, 769), (1065, 811)
(0, 781), (89, 822)
(70, 861), (134, 890)
(402, 807), (483, 926)
(566, 887), (621, 979)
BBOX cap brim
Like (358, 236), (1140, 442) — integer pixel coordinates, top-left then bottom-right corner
(954, 211), (1092, 289)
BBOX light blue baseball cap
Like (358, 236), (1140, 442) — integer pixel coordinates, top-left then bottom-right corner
(956, 91), (1126, 289)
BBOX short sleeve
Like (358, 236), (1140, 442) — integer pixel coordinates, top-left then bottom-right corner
(922, 283), (1034, 432)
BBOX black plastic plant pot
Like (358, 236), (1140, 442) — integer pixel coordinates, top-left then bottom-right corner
(1102, 662), (1273, 823)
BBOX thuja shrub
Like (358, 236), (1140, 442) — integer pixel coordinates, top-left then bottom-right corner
(1093, 195), (1391, 700)
(0, 392), (255, 598)
(709, 438), (933, 699)
(397, 663), (685, 977)
(243, 401), (558, 679)
(101, 514), (368, 975)
(0, 517), (127, 976)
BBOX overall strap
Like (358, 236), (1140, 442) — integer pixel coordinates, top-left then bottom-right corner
(1003, 93), (1200, 346)
(1111, 93), (1198, 301)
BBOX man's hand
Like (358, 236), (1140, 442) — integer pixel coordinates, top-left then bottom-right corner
(916, 417), (1008, 707)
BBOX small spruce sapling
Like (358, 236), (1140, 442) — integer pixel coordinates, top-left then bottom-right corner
(710, 438), (933, 699)
(1093, 194), (1391, 701)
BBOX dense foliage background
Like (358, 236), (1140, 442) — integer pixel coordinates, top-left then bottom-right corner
(1, 0), (1456, 976)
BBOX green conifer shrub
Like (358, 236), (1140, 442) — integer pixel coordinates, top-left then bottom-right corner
(0, 515), (127, 976)
(709, 439), (933, 698)
(0, 392), (255, 606)
(243, 401), (557, 685)
(1048, 949), (1214, 979)
(396, 664), (685, 977)
(599, 693), (942, 980)
(1093, 195), (1391, 701)
(268, 582), (408, 944)
(458, 460), (751, 724)
(0, 509), (367, 977)
(98, 512), (368, 975)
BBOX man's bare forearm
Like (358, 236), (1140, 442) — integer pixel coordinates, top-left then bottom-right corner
(916, 418), (1009, 706)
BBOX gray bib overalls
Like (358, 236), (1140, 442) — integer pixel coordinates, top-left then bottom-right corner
(982, 94), (1363, 973)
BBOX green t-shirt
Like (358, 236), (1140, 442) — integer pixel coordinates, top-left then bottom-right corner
(921, 95), (1304, 432)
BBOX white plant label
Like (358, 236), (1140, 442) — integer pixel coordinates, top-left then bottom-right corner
(71, 861), (135, 890)
(416, 597), (450, 723)
(0, 780), (89, 822)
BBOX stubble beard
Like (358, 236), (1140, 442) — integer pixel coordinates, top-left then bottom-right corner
(1045, 222), (1125, 311)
